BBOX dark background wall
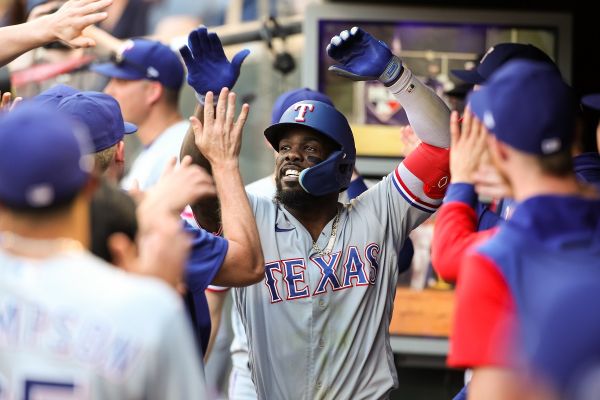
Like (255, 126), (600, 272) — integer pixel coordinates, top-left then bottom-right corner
(331, 0), (599, 97)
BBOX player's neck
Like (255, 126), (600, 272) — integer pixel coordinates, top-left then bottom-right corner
(286, 196), (339, 241)
(0, 196), (90, 257)
(136, 107), (183, 147)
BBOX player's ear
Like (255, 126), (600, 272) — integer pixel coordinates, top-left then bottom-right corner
(146, 81), (163, 106)
(115, 140), (125, 162)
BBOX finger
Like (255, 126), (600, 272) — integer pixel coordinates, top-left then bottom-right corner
(461, 105), (472, 139)
(65, 36), (96, 48)
(10, 97), (23, 111)
(1, 92), (11, 109)
(449, 110), (460, 147)
(179, 45), (194, 65)
(190, 116), (204, 148)
(225, 91), (236, 132)
(233, 103), (250, 134)
(179, 155), (192, 168)
(207, 32), (226, 59)
(469, 115), (482, 145)
(74, 0), (112, 16)
(189, 27), (209, 57)
(215, 87), (229, 126)
(29, 1), (62, 19)
(203, 91), (215, 132)
(230, 49), (250, 72)
(70, 12), (108, 30)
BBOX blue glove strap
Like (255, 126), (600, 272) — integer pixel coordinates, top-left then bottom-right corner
(379, 55), (402, 85)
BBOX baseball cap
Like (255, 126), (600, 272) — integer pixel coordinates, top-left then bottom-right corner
(57, 92), (137, 152)
(271, 88), (333, 123)
(31, 84), (79, 107)
(452, 43), (556, 85)
(468, 59), (576, 156)
(582, 94), (600, 111)
(0, 103), (94, 209)
(91, 39), (184, 90)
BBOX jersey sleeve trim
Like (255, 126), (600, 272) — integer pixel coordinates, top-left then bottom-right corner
(393, 164), (440, 213)
(206, 285), (230, 293)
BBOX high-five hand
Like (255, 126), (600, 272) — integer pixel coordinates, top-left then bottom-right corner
(327, 26), (402, 85)
(179, 27), (250, 97)
(190, 88), (249, 168)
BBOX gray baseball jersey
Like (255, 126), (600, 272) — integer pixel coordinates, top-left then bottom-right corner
(0, 249), (205, 400)
(235, 161), (442, 400)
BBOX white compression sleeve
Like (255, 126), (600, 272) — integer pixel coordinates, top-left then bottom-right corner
(387, 67), (451, 149)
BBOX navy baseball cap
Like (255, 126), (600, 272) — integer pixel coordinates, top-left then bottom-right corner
(452, 43), (556, 85)
(92, 39), (184, 90)
(582, 94), (600, 111)
(271, 88), (333, 123)
(57, 92), (137, 152)
(0, 103), (94, 209)
(469, 60), (575, 156)
(31, 84), (79, 107)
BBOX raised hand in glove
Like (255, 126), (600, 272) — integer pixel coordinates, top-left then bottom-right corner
(179, 27), (250, 99)
(327, 26), (403, 85)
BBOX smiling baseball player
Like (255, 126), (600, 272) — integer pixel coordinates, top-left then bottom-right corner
(184, 26), (450, 399)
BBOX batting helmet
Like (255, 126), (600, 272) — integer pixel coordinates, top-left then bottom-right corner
(264, 100), (356, 196)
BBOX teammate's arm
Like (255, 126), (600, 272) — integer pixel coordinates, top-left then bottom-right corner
(327, 27), (450, 227)
(0, 0), (112, 66)
(431, 109), (489, 282)
(190, 89), (264, 286)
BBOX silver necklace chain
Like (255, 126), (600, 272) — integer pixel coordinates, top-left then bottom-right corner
(312, 208), (341, 257)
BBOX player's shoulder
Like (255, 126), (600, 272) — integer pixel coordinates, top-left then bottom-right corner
(66, 251), (184, 314)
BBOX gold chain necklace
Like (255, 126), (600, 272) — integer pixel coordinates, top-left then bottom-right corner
(311, 208), (341, 257)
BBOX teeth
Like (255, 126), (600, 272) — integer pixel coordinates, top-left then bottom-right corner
(285, 169), (299, 176)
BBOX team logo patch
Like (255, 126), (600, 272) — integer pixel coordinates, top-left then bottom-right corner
(294, 104), (315, 122)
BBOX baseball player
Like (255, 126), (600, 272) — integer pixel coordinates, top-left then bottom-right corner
(0, 104), (205, 399)
(183, 25), (451, 399)
(432, 42), (561, 284)
(448, 60), (600, 399)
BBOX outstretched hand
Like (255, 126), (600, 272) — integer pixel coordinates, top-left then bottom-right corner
(449, 107), (488, 184)
(179, 27), (250, 96)
(190, 88), (249, 168)
(0, 92), (22, 112)
(327, 26), (402, 85)
(39, 0), (113, 48)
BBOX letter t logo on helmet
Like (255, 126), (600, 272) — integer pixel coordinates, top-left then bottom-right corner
(294, 103), (315, 122)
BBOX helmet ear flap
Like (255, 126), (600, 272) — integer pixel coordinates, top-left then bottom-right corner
(299, 150), (354, 196)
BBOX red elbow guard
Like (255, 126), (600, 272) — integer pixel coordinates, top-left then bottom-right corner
(402, 143), (450, 200)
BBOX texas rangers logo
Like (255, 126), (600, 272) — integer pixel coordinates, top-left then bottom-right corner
(294, 103), (315, 122)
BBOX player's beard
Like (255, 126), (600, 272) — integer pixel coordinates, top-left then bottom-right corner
(275, 182), (319, 209)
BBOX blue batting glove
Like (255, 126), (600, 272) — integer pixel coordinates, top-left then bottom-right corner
(179, 27), (250, 98)
(327, 27), (403, 85)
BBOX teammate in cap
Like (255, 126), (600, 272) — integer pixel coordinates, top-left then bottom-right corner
(181, 25), (451, 398)
(0, 104), (205, 399)
(448, 59), (600, 399)
(92, 38), (188, 190)
(57, 91), (137, 180)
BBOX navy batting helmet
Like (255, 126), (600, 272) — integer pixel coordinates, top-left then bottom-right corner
(264, 100), (356, 196)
